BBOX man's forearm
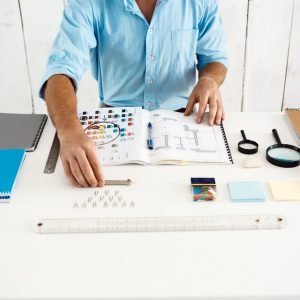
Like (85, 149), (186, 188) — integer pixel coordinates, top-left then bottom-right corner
(198, 62), (227, 87)
(44, 75), (82, 135)
(44, 74), (104, 187)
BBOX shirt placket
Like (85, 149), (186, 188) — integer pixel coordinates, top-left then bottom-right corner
(144, 0), (169, 110)
(124, 0), (168, 110)
(143, 0), (168, 110)
(144, 22), (157, 111)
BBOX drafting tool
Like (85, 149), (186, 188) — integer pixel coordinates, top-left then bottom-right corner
(44, 133), (60, 174)
(105, 179), (133, 186)
(34, 215), (286, 234)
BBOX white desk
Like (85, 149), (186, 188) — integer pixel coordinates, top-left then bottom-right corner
(0, 112), (300, 299)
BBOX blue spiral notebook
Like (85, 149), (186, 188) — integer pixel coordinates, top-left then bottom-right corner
(0, 149), (26, 202)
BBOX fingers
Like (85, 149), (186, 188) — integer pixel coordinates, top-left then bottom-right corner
(196, 93), (209, 123)
(76, 152), (99, 187)
(184, 92), (196, 116)
(86, 148), (105, 187)
(62, 159), (80, 187)
(215, 100), (224, 125)
(59, 129), (105, 188)
(62, 152), (103, 188)
(208, 97), (218, 126)
(68, 156), (89, 187)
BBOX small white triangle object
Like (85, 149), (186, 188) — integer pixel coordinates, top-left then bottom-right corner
(242, 157), (263, 168)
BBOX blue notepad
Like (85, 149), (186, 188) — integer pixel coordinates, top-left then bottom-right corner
(0, 149), (26, 202)
(228, 181), (265, 202)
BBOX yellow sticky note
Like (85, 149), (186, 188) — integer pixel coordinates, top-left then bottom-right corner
(268, 181), (300, 201)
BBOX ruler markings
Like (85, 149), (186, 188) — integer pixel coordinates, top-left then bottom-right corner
(34, 215), (287, 234)
(44, 132), (60, 174)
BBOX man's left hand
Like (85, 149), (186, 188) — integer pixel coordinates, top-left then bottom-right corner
(184, 76), (225, 126)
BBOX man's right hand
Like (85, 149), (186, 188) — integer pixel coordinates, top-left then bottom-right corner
(44, 74), (104, 188)
(58, 125), (105, 188)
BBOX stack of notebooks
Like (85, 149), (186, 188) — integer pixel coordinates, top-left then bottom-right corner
(0, 113), (48, 202)
(285, 108), (300, 146)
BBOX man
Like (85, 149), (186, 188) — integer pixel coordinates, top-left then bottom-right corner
(40, 0), (228, 188)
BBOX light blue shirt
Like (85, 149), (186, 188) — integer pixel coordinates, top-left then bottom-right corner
(40, 0), (228, 111)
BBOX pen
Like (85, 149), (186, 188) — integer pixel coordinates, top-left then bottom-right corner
(147, 122), (154, 150)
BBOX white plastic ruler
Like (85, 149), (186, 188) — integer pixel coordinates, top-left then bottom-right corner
(34, 215), (287, 234)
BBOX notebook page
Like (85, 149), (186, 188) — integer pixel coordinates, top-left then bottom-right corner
(147, 110), (231, 164)
(79, 107), (144, 165)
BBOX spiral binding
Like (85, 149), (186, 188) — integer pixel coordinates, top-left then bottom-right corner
(31, 115), (48, 151)
(220, 121), (233, 164)
(0, 192), (11, 201)
(286, 108), (300, 111)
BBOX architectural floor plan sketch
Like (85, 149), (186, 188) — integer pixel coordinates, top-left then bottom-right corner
(151, 113), (218, 153)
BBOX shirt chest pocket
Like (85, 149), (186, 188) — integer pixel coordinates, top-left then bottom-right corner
(171, 29), (199, 70)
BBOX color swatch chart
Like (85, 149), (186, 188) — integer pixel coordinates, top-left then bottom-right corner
(79, 107), (140, 165)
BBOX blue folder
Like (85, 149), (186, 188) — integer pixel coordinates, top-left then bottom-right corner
(0, 149), (26, 202)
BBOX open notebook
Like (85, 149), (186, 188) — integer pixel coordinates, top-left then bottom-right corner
(79, 107), (233, 165)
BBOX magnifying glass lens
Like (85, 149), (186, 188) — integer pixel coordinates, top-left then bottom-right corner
(240, 143), (258, 150)
(268, 147), (300, 163)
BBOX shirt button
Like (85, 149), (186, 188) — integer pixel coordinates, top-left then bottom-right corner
(147, 102), (152, 108)
(149, 28), (153, 33)
(149, 55), (154, 60)
(48, 56), (55, 64)
(148, 80), (153, 85)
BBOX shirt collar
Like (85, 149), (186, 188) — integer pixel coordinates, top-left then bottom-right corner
(123, 0), (139, 13)
(123, 0), (169, 14)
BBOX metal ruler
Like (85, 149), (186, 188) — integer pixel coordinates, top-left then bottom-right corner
(44, 132), (60, 174)
(34, 215), (287, 234)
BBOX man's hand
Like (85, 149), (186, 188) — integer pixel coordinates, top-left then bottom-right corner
(184, 76), (224, 126)
(184, 62), (227, 126)
(58, 124), (105, 188)
(44, 74), (105, 188)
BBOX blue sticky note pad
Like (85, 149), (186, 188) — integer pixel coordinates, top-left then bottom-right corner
(228, 181), (265, 202)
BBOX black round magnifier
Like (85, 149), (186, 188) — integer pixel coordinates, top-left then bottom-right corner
(266, 129), (300, 168)
(238, 130), (259, 154)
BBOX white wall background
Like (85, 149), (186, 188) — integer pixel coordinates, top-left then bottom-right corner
(0, 0), (299, 114)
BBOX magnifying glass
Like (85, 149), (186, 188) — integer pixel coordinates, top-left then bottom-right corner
(266, 129), (300, 168)
(238, 130), (259, 154)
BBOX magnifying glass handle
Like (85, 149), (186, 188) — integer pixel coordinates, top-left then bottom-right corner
(272, 129), (282, 145)
(241, 130), (247, 140)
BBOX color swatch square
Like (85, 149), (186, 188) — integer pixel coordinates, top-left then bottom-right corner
(228, 181), (265, 202)
(268, 181), (300, 201)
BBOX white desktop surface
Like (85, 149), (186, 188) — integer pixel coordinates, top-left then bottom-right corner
(0, 112), (300, 300)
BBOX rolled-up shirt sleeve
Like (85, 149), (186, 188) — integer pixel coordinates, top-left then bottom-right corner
(196, 0), (228, 70)
(39, 0), (97, 99)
